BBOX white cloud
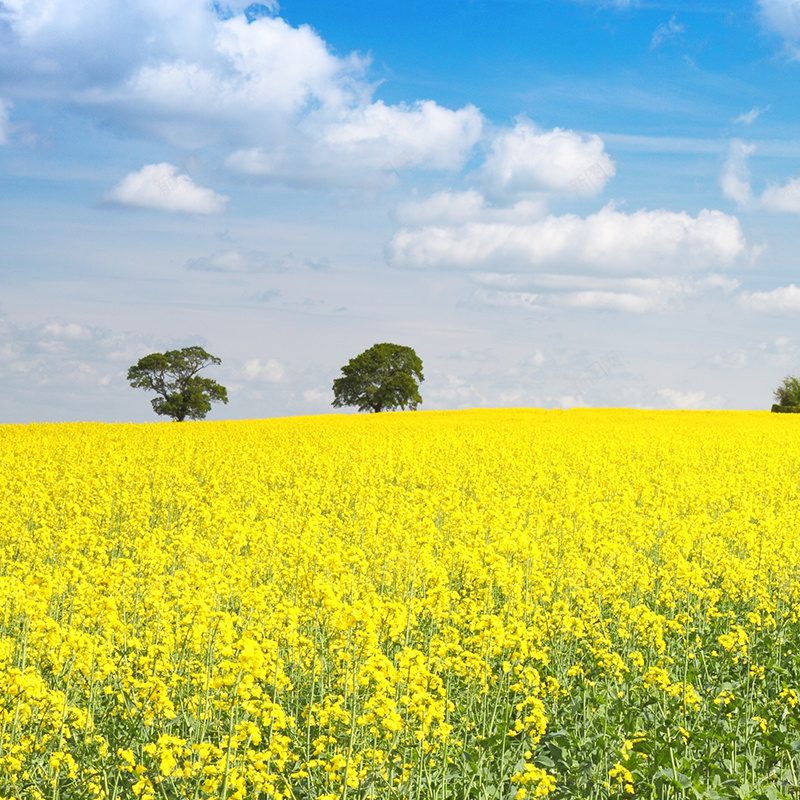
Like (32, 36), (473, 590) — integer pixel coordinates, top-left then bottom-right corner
(104, 163), (228, 214)
(242, 358), (285, 382)
(471, 273), (738, 314)
(225, 99), (483, 188)
(110, 14), (372, 144)
(92, 12), (479, 187)
(303, 386), (332, 405)
(320, 100), (483, 172)
(425, 373), (485, 408)
(720, 140), (756, 206)
(186, 250), (329, 272)
(657, 388), (716, 409)
(0, 98), (10, 144)
(479, 117), (615, 197)
(42, 321), (92, 341)
(559, 395), (588, 409)
(705, 349), (748, 369)
(740, 283), (800, 314)
(733, 105), (770, 125)
(388, 201), (746, 274)
(758, 0), (800, 57)
(720, 140), (800, 212)
(760, 176), (800, 212)
(558, 290), (663, 313)
(214, 1), (280, 20)
(397, 190), (488, 226)
(650, 15), (685, 50)
(473, 289), (545, 311)
(0, 314), (151, 394)
(0, 4), (485, 187)
(0, 0), (224, 94)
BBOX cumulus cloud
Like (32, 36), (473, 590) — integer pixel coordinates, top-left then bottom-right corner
(388, 201), (746, 274)
(740, 283), (800, 314)
(104, 14), (373, 145)
(226, 100), (483, 188)
(760, 176), (800, 212)
(0, 3), (485, 187)
(478, 117), (615, 198)
(650, 16), (685, 50)
(321, 100), (483, 172)
(720, 141), (800, 212)
(0, 0), (224, 94)
(104, 163), (228, 214)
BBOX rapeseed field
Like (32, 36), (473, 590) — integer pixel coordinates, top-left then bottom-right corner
(2, 409), (800, 800)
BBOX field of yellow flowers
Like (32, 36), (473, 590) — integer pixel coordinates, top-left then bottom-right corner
(2, 408), (800, 800)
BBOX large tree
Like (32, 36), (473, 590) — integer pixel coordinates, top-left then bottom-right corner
(332, 343), (423, 413)
(127, 346), (228, 421)
(772, 375), (800, 413)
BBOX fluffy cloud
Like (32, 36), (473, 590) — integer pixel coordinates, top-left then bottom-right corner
(0, 3), (484, 187)
(479, 117), (615, 197)
(104, 15), (372, 144)
(740, 284), (800, 314)
(321, 100), (483, 172)
(760, 176), (800, 212)
(388, 201), (746, 274)
(721, 140), (800, 212)
(104, 163), (229, 214)
(226, 100), (483, 187)
(0, 0), (225, 94)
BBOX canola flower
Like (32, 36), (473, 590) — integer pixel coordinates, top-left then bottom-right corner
(1, 409), (800, 799)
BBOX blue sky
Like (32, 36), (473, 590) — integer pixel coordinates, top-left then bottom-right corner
(1, 0), (799, 422)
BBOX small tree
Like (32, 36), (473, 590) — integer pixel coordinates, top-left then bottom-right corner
(332, 343), (423, 413)
(772, 375), (800, 413)
(127, 346), (228, 421)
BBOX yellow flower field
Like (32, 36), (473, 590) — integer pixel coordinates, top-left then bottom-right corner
(2, 409), (800, 799)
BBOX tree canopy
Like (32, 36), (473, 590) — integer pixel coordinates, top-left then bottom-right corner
(332, 343), (423, 413)
(127, 346), (228, 421)
(772, 375), (800, 413)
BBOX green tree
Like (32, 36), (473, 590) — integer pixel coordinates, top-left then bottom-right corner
(332, 343), (423, 413)
(772, 375), (800, 413)
(127, 346), (228, 421)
